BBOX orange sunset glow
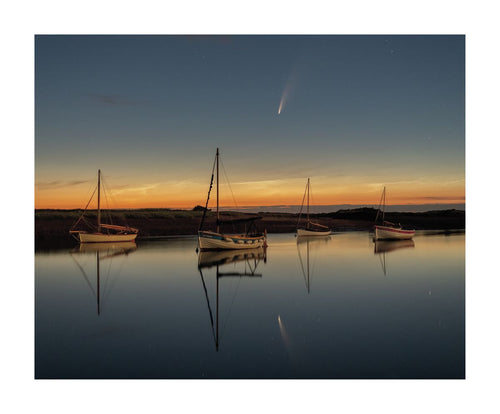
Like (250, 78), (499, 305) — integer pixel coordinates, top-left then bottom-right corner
(35, 35), (464, 213)
(35, 174), (464, 210)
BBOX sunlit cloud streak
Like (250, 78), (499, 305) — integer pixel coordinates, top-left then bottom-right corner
(88, 94), (140, 105)
(408, 196), (465, 201)
(112, 183), (161, 195)
(36, 180), (91, 190)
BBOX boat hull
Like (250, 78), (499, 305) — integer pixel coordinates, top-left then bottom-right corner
(76, 241), (138, 253)
(78, 233), (138, 243)
(374, 225), (415, 240)
(198, 231), (266, 251)
(297, 228), (331, 237)
(374, 239), (415, 254)
(198, 248), (265, 268)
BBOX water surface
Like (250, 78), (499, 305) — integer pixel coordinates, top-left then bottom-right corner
(35, 231), (465, 379)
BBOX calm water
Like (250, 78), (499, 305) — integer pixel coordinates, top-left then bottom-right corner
(35, 231), (465, 379)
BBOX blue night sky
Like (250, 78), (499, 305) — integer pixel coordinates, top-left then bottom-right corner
(35, 35), (465, 208)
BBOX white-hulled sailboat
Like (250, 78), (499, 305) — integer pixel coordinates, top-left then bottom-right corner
(373, 186), (415, 241)
(69, 170), (139, 243)
(197, 148), (267, 251)
(296, 178), (331, 237)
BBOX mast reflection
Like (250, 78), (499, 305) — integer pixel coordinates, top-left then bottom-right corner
(197, 248), (266, 351)
(296, 235), (330, 293)
(70, 242), (137, 315)
(373, 239), (415, 275)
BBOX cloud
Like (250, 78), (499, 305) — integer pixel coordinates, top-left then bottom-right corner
(418, 196), (466, 201)
(111, 183), (160, 195)
(88, 94), (140, 106)
(35, 180), (91, 190)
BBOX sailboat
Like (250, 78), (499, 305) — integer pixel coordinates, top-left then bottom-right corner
(69, 170), (139, 243)
(373, 186), (415, 240)
(197, 148), (267, 251)
(198, 248), (265, 351)
(296, 178), (331, 237)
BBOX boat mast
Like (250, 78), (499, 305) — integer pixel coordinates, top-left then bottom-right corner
(216, 148), (220, 233)
(307, 178), (310, 226)
(307, 239), (310, 294)
(97, 169), (101, 232)
(216, 266), (220, 351)
(96, 250), (100, 315)
(382, 186), (386, 224)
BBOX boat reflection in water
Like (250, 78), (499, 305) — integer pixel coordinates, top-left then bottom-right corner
(296, 235), (331, 293)
(373, 239), (415, 275)
(197, 248), (266, 351)
(70, 242), (137, 315)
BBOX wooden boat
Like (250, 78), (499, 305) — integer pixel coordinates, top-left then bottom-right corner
(296, 178), (331, 237)
(373, 187), (415, 240)
(69, 170), (138, 243)
(198, 148), (266, 251)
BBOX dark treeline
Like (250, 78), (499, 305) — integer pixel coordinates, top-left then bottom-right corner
(35, 207), (465, 250)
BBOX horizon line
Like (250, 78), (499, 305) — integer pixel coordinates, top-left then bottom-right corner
(35, 202), (466, 212)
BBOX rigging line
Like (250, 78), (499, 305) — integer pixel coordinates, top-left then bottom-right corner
(106, 177), (121, 214)
(199, 155), (217, 231)
(70, 185), (98, 230)
(378, 252), (387, 275)
(100, 251), (115, 308)
(246, 257), (257, 275)
(104, 175), (134, 229)
(100, 175), (114, 226)
(219, 157), (239, 209)
(296, 181), (308, 228)
(374, 187), (385, 224)
(219, 157), (239, 233)
(310, 180), (315, 216)
(198, 269), (217, 343)
(69, 253), (97, 299)
(296, 243), (308, 289)
(101, 251), (128, 310)
(81, 216), (97, 231)
(219, 274), (242, 343)
(310, 245), (320, 289)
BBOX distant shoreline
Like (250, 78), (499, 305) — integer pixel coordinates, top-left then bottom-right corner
(35, 207), (465, 250)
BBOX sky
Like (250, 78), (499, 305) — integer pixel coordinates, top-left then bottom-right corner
(35, 35), (465, 210)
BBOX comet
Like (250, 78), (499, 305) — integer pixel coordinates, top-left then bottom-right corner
(277, 79), (292, 115)
(277, 89), (287, 115)
(277, 65), (298, 115)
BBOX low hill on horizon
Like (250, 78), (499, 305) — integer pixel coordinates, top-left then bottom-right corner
(35, 207), (465, 250)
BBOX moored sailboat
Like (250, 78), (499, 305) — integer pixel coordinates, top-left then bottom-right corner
(197, 149), (267, 251)
(296, 178), (331, 237)
(373, 187), (415, 241)
(69, 170), (139, 243)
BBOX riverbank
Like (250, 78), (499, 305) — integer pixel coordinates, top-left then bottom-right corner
(35, 207), (465, 250)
